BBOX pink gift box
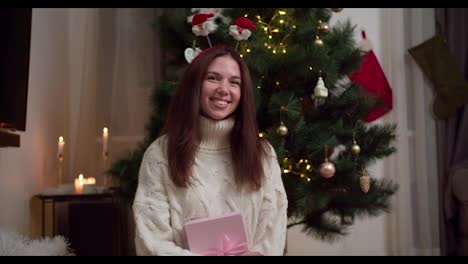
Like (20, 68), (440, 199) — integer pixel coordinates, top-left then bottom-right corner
(184, 212), (250, 256)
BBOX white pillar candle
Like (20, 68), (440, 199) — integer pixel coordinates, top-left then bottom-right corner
(74, 174), (85, 194)
(83, 177), (97, 194)
(103, 127), (109, 159)
(57, 136), (65, 161)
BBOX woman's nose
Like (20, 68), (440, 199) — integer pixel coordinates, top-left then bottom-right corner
(216, 81), (229, 95)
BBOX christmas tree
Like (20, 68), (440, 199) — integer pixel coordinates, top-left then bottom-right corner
(110, 8), (398, 241)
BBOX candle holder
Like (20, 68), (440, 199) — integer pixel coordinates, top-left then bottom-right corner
(57, 154), (63, 186)
(57, 136), (65, 186)
(103, 151), (109, 189)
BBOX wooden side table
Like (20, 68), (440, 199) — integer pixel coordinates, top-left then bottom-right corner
(33, 192), (124, 256)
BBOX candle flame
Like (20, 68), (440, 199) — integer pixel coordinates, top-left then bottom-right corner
(59, 136), (64, 142)
(86, 177), (96, 185)
(103, 127), (108, 134)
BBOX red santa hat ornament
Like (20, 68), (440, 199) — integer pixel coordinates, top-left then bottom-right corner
(229, 17), (257, 42)
(192, 13), (217, 39)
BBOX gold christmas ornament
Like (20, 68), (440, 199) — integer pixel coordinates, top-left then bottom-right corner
(317, 20), (330, 33)
(314, 36), (324, 46)
(351, 132), (360, 155)
(314, 76), (328, 98)
(360, 174), (371, 193)
(351, 143), (361, 155)
(276, 122), (288, 136)
(319, 160), (336, 178)
(277, 106), (288, 136)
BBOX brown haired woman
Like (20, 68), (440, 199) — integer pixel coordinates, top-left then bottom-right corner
(132, 45), (287, 256)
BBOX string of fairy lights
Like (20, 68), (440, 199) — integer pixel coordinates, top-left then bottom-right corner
(247, 8), (370, 193)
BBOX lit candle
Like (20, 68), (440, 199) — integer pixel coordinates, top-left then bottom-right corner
(86, 177), (96, 185)
(103, 127), (109, 159)
(57, 136), (65, 161)
(74, 174), (85, 194)
(83, 177), (97, 194)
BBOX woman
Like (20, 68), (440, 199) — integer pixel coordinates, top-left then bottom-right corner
(132, 45), (288, 256)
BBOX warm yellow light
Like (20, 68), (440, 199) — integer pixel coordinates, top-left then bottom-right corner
(86, 177), (96, 184)
(278, 10), (286, 15)
(258, 132), (264, 138)
(59, 136), (64, 142)
(272, 29), (279, 33)
(268, 46), (272, 49)
(293, 25), (297, 29)
(244, 14), (248, 17)
(276, 81), (280, 86)
(103, 127), (108, 134)
(309, 66), (313, 70)
(300, 174), (305, 178)
(268, 35), (272, 39)
(263, 27), (268, 32)
(272, 49), (276, 54)
(240, 54), (244, 58)
(282, 49), (286, 53)
(256, 15), (261, 20)
(306, 164), (311, 170)
(257, 85), (261, 89)
(279, 19), (284, 24)
(307, 177), (311, 182)
(264, 42), (268, 47)
(246, 48), (251, 52)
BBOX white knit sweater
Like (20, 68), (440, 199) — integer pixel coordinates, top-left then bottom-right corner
(132, 116), (288, 256)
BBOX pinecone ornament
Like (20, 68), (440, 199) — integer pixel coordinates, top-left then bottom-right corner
(360, 174), (371, 193)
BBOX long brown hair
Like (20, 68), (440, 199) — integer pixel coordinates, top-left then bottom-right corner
(162, 45), (269, 191)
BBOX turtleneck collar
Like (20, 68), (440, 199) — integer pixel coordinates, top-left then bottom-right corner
(199, 115), (235, 150)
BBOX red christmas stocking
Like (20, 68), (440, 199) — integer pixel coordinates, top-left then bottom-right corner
(350, 31), (393, 122)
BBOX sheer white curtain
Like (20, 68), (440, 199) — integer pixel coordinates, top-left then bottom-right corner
(381, 8), (440, 255)
(66, 8), (159, 184)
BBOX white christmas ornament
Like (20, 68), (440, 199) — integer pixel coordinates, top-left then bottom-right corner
(314, 77), (328, 98)
(184, 47), (202, 63)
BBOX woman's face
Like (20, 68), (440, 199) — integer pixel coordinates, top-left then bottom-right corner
(200, 55), (241, 120)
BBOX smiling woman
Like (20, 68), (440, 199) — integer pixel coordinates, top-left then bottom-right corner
(131, 45), (288, 255)
(200, 55), (241, 120)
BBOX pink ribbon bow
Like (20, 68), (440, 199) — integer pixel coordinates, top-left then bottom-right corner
(200, 234), (249, 256)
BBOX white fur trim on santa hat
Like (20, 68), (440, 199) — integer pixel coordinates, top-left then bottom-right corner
(192, 20), (218, 37)
(229, 25), (252, 41)
(357, 28), (373, 52)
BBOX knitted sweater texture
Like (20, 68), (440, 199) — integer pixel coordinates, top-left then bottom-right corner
(133, 116), (288, 255)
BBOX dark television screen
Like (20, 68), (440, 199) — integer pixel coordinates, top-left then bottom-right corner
(0, 8), (32, 132)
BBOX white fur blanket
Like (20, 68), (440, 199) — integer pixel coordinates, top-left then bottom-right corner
(0, 230), (74, 256)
